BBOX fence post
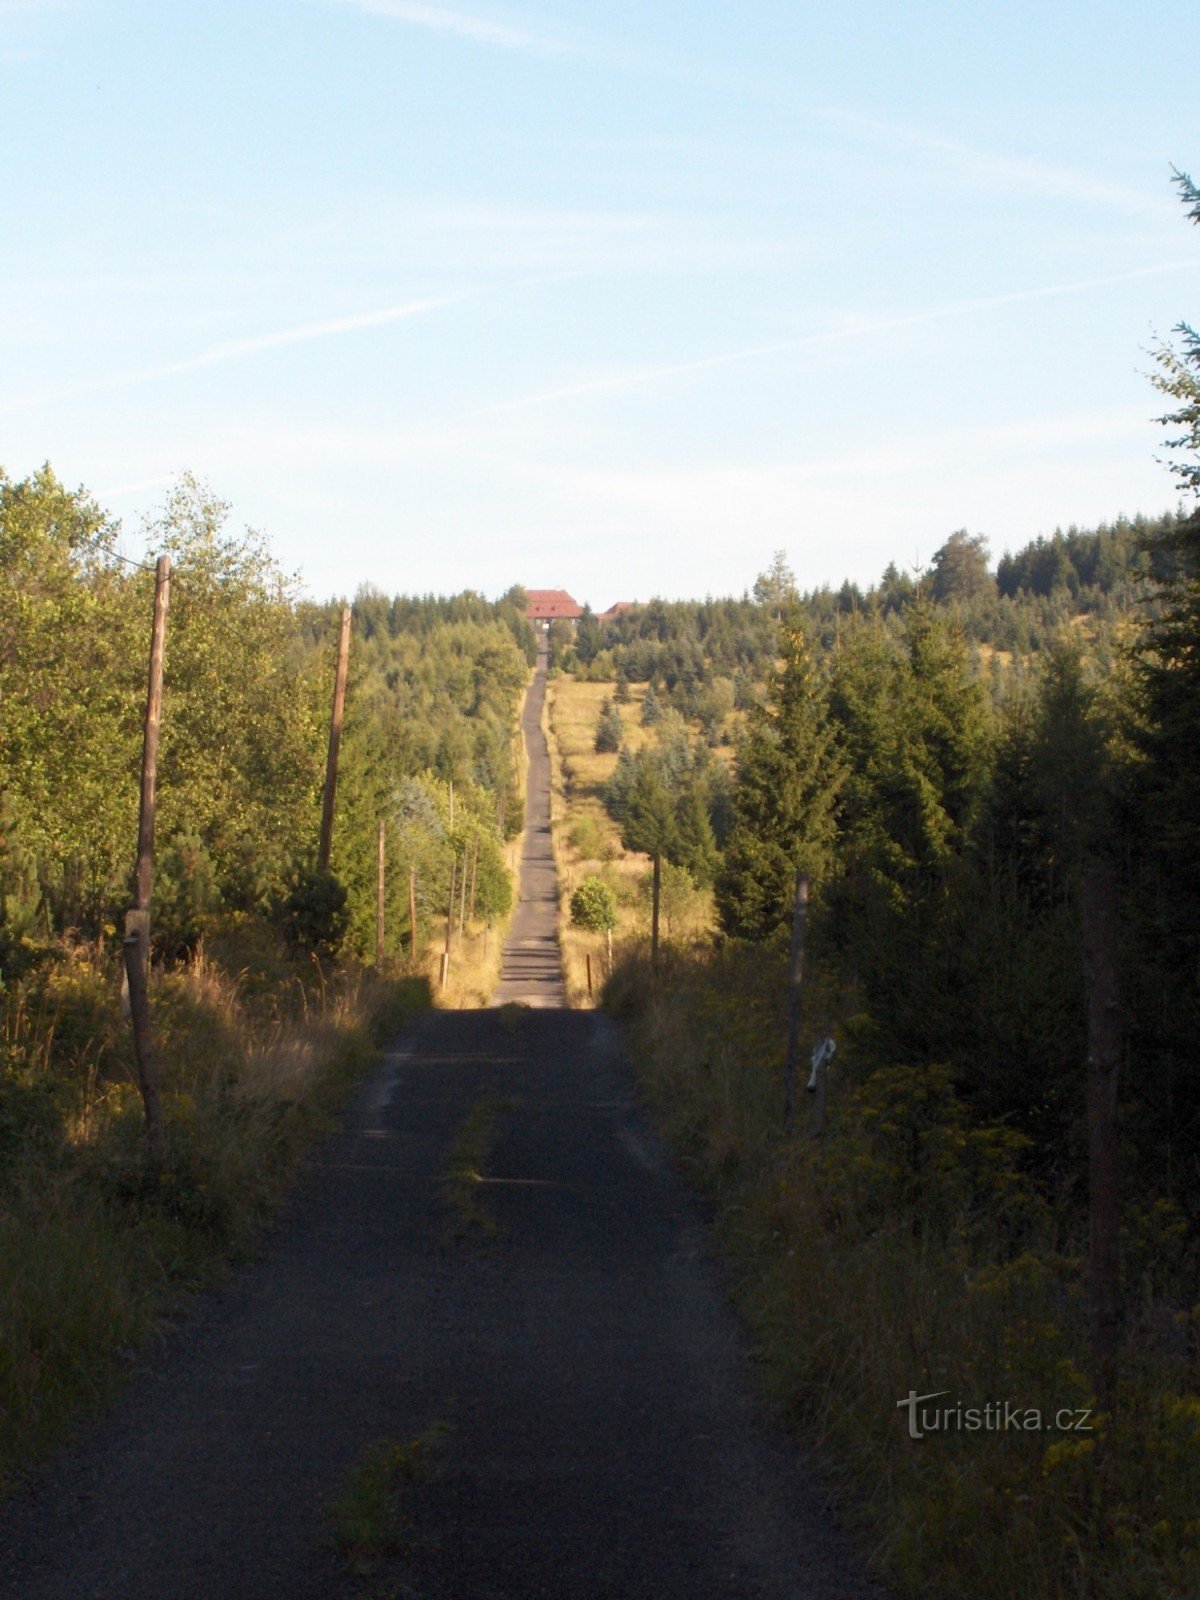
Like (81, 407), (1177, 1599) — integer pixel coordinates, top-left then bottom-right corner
(783, 872), (810, 1127)
(651, 851), (661, 970)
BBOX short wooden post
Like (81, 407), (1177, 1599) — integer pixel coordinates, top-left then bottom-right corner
(408, 865), (418, 965)
(586, 952), (593, 998)
(375, 819), (386, 968)
(1082, 865), (1121, 1413)
(783, 872), (810, 1127)
(651, 851), (661, 970)
(439, 950), (450, 990)
(318, 605), (352, 873)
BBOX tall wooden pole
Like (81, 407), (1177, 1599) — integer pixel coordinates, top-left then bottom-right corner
(1082, 865), (1121, 1413)
(134, 554), (170, 919)
(445, 855), (457, 954)
(458, 848), (468, 937)
(375, 819), (386, 968)
(408, 865), (418, 965)
(125, 553), (170, 1170)
(469, 837), (479, 921)
(317, 605), (352, 873)
(783, 872), (810, 1128)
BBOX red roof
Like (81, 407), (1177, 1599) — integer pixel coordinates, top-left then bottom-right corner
(525, 588), (583, 620)
(600, 600), (637, 619)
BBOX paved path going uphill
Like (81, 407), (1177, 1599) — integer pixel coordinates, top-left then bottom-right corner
(0, 651), (881, 1600)
(492, 645), (567, 1006)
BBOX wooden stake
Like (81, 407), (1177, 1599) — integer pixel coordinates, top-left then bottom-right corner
(651, 850), (661, 970)
(375, 819), (386, 968)
(458, 848), (468, 937)
(124, 552), (170, 1165)
(469, 837), (479, 920)
(445, 855), (457, 954)
(317, 605), (352, 873)
(1082, 865), (1121, 1413)
(783, 872), (810, 1127)
(409, 865), (418, 965)
(586, 952), (593, 998)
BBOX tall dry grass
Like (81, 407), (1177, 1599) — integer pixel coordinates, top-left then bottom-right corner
(0, 935), (428, 1491)
(606, 943), (1200, 1600)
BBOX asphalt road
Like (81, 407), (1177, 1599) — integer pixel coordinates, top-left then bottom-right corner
(0, 652), (882, 1600)
(492, 645), (566, 1007)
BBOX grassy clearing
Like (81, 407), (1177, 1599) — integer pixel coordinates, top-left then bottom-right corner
(606, 945), (1200, 1600)
(0, 934), (429, 1494)
(545, 675), (713, 1004)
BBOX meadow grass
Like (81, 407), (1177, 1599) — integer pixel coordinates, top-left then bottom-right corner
(0, 935), (429, 1493)
(545, 675), (714, 1004)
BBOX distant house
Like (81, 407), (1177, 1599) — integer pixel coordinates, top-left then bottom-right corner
(599, 601), (637, 620)
(525, 589), (583, 630)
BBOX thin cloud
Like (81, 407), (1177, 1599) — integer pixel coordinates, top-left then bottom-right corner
(2, 293), (467, 415)
(823, 109), (1174, 221)
(480, 260), (1200, 416)
(320, 0), (571, 55)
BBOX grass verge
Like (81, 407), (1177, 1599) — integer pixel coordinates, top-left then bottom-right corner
(0, 935), (430, 1495)
(606, 943), (1200, 1600)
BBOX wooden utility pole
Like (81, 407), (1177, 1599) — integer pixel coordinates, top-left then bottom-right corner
(651, 851), (661, 970)
(375, 819), (386, 968)
(1082, 865), (1122, 1413)
(124, 553), (170, 1170)
(783, 872), (810, 1127)
(317, 605), (352, 873)
(408, 865), (418, 965)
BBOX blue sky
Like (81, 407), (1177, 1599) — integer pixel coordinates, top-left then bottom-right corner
(2, 0), (1196, 606)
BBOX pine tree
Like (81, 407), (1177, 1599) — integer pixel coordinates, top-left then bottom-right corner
(594, 696), (623, 753)
(715, 613), (845, 940)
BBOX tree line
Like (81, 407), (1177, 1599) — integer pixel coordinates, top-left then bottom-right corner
(0, 470), (535, 977)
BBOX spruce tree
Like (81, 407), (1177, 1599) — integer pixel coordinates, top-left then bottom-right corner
(715, 612), (845, 940)
(1136, 167), (1200, 907)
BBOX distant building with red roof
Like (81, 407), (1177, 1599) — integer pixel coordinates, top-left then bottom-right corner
(525, 588), (583, 626)
(599, 601), (637, 620)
